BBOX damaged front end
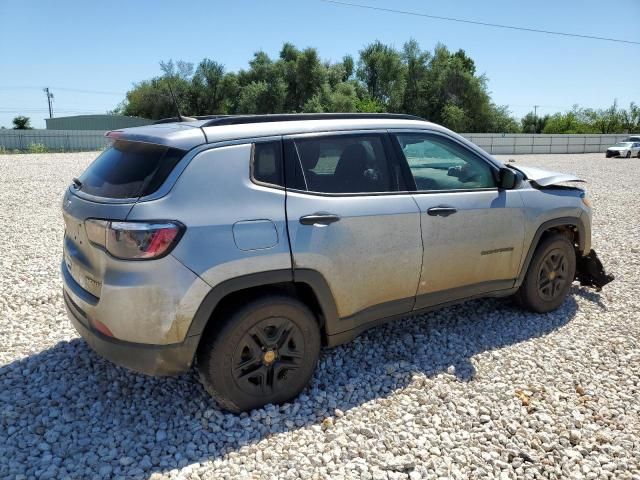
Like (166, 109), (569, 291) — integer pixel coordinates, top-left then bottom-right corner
(575, 250), (614, 291)
(512, 165), (614, 291)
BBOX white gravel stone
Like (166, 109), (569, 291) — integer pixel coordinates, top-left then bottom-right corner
(1, 152), (639, 479)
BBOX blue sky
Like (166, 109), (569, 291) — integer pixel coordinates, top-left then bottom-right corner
(1, 0), (638, 128)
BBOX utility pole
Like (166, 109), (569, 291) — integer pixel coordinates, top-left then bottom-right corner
(43, 87), (54, 118)
(533, 105), (539, 134)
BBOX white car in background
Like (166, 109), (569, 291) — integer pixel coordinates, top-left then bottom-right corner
(605, 141), (640, 158)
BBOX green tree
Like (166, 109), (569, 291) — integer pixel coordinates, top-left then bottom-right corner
(542, 107), (595, 134)
(342, 55), (354, 81)
(280, 43), (301, 111)
(620, 102), (640, 133)
(487, 104), (521, 133)
(190, 59), (236, 114)
(452, 49), (476, 75)
(585, 101), (622, 134)
(401, 39), (430, 115)
(12, 116), (32, 129)
(159, 59), (194, 79)
(120, 77), (184, 119)
(441, 103), (468, 132)
(521, 112), (549, 134)
(357, 41), (405, 110)
(116, 40), (527, 131)
(236, 79), (286, 114)
(294, 48), (326, 110)
(328, 82), (359, 112)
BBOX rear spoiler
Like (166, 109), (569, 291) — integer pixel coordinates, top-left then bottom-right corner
(104, 123), (206, 150)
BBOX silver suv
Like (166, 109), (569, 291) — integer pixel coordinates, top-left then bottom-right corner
(61, 113), (612, 412)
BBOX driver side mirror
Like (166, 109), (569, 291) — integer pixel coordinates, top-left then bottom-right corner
(498, 167), (520, 189)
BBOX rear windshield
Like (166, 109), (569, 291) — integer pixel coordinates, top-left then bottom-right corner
(77, 141), (186, 198)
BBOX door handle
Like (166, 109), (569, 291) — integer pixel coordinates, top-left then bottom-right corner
(299, 213), (341, 225)
(427, 206), (457, 217)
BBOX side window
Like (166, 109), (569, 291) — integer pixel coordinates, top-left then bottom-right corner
(252, 141), (283, 187)
(394, 134), (496, 191)
(292, 135), (394, 194)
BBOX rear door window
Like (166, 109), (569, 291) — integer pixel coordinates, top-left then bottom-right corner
(77, 140), (185, 199)
(289, 134), (398, 194)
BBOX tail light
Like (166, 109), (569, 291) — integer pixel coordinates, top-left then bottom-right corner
(85, 219), (184, 260)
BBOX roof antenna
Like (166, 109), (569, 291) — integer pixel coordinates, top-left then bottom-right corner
(166, 81), (196, 122)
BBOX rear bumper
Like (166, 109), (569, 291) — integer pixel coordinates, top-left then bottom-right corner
(64, 289), (199, 375)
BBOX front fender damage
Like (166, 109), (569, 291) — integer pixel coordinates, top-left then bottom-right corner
(512, 165), (585, 187)
(575, 249), (614, 291)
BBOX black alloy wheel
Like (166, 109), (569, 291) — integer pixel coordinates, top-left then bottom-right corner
(232, 317), (304, 396)
(515, 233), (576, 313)
(197, 294), (321, 413)
(537, 248), (569, 301)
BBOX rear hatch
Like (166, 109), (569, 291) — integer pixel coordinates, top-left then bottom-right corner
(62, 137), (195, 299)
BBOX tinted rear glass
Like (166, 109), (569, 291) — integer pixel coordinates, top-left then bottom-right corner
(292, 135), (393, 194)
(253, 141), (283, 187)
(77, 141), (185, 198)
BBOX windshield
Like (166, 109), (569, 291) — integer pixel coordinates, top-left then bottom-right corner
(77, 140), (186, 199)
(614, 142), (632, 147)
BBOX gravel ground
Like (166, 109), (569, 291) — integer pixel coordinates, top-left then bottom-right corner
(1, 152), (639, 480)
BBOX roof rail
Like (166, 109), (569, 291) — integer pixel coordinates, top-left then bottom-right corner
(200, 113), (426, 128)
(152, 114), (231, 125)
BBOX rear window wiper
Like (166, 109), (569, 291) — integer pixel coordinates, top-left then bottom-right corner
(72, 177), (83, 190)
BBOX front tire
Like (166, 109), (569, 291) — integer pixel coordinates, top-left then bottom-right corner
(516, 233), (576, 313)
(197, 294), (321, 413)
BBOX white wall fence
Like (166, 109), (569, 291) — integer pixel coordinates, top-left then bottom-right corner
(463, 133), (630, 155)
(0, 130), (111, 152)
(0, 129), (631, 155)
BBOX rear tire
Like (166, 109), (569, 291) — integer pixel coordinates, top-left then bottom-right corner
(197, 294), (321, 413)
(516, 233), (576, 313)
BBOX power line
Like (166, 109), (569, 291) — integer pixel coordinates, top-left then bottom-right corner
(54, 87), (124, 95)
(0, 86), (124, 95)
(320, 0), (640, 46)
(0, 109), (109, 114)
(0, 106), (110, 111)
(0, 104), (118, 110)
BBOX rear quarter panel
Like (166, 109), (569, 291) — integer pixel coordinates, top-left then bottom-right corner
(126, 143), (292, 288)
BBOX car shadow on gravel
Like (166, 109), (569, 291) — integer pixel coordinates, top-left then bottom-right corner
(571, 286), (607, 310)
(0, 293), (585, 479)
